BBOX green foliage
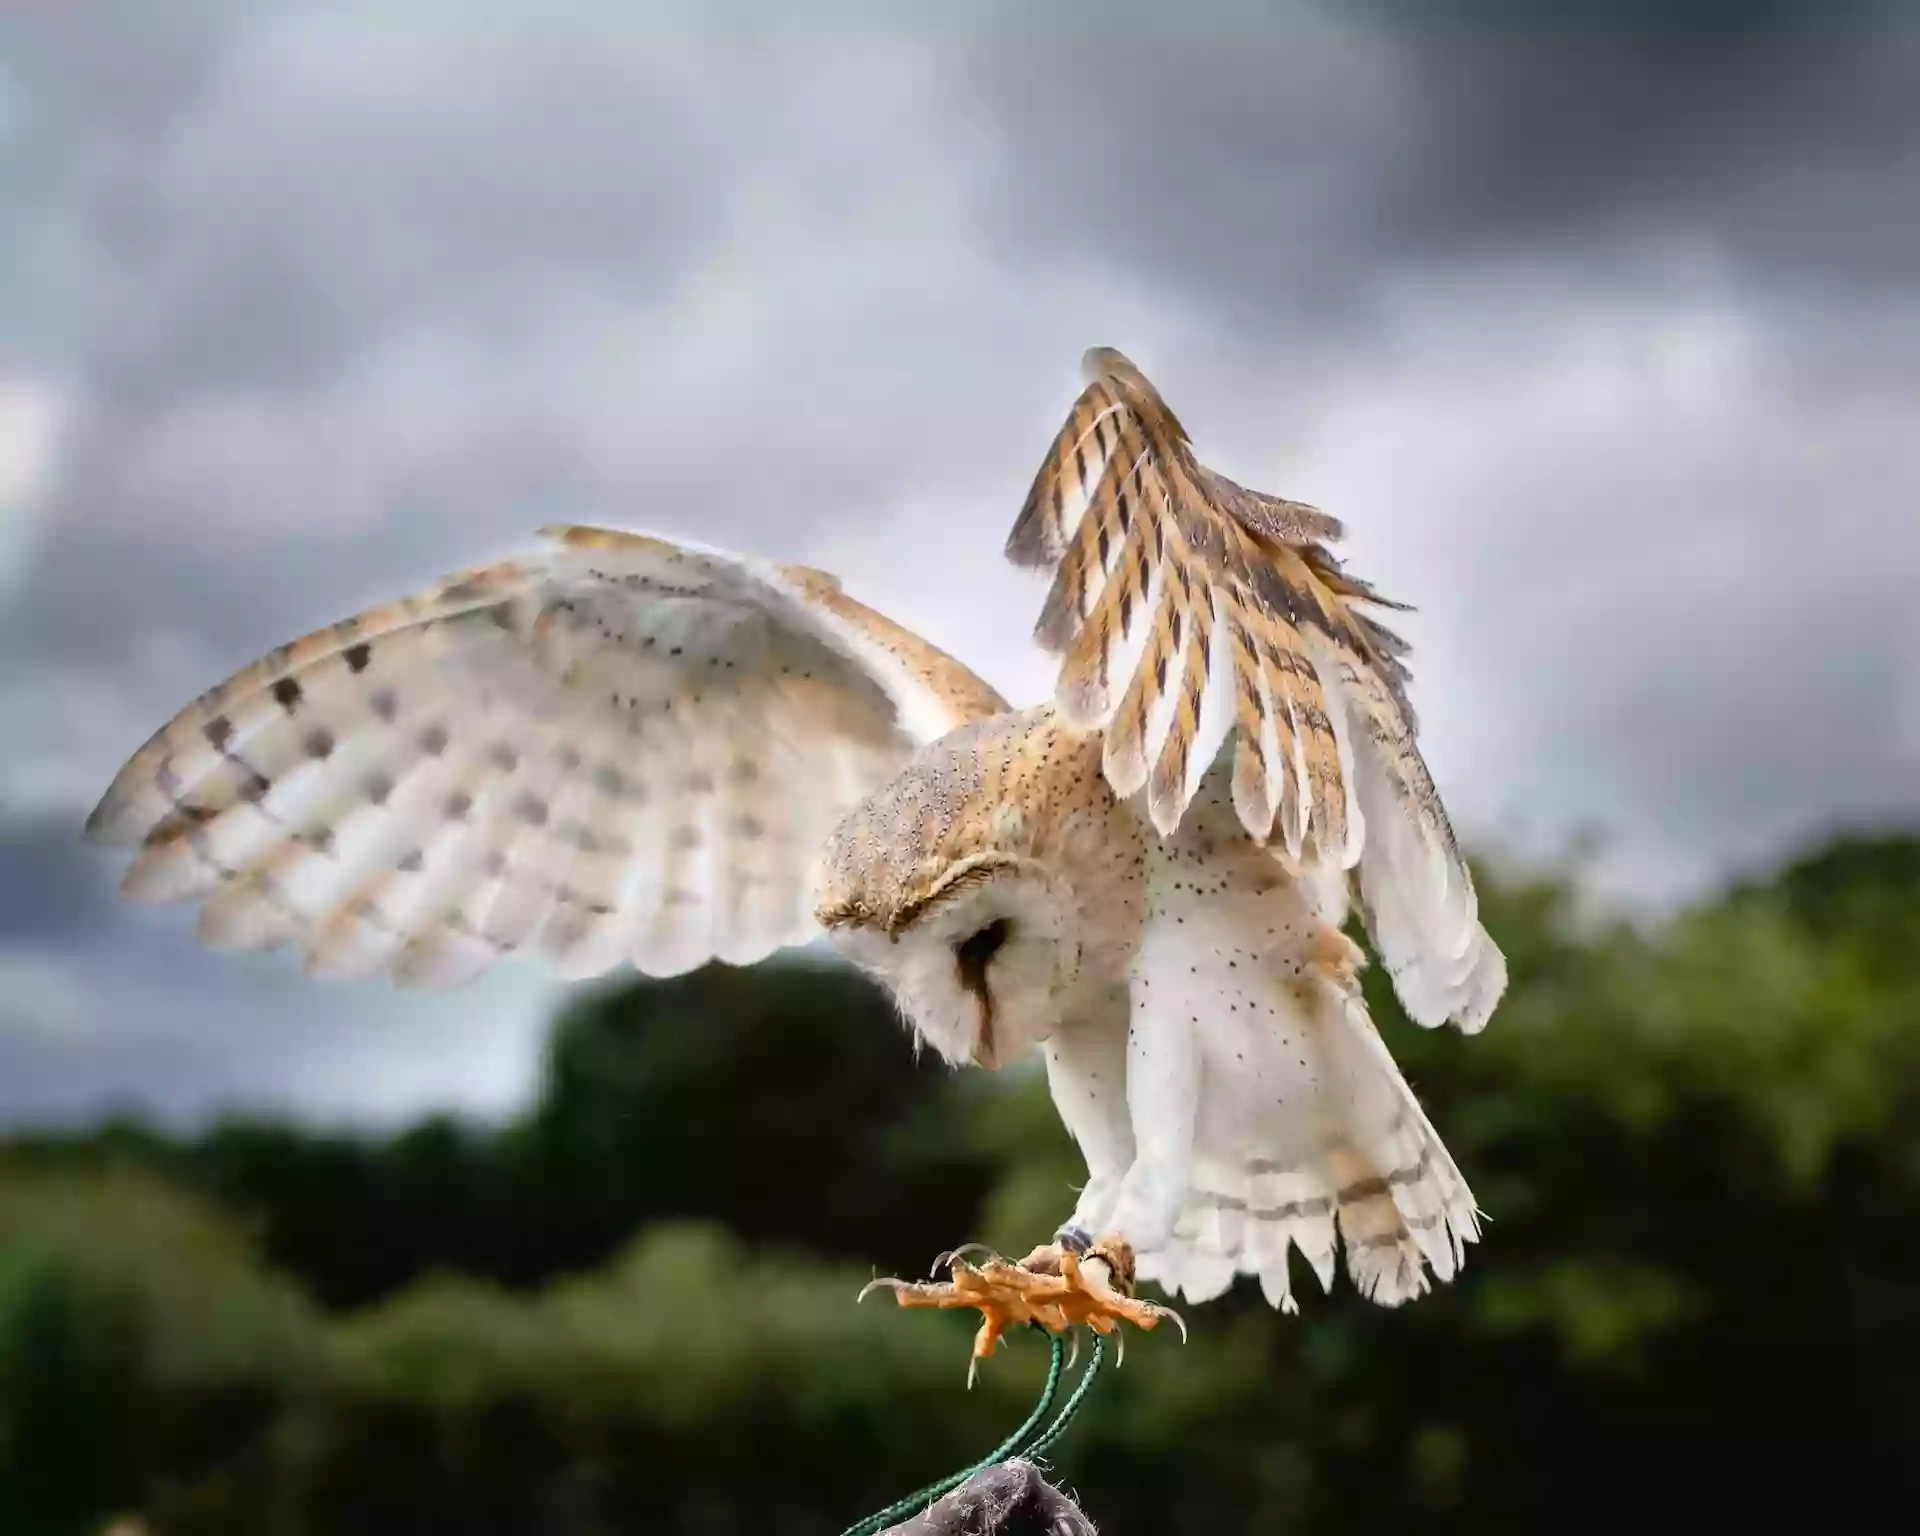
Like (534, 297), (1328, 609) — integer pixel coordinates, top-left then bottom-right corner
(0, 1171), (324, 1535)
(4, 835), (1920, 1531)
(2, 961), (998, 1314)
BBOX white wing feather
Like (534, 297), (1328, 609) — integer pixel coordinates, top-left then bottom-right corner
(86, 525), (1005, 987)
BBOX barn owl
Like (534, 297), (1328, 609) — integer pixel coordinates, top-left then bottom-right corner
(86, 347), (1506, 1364)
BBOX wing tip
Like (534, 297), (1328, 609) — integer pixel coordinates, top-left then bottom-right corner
(84, 758), (168, 847)
(1003, 511), (1060, 570)
(81, 794), (121, 845)
(1387, 926), (1506, 1033)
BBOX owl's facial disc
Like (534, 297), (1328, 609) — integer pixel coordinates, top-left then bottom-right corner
(821, 864), (1078, 1070)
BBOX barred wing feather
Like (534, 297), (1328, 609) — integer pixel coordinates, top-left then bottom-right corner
(1006, 347), (1503, 1031)
(86, 526), (1006, 987)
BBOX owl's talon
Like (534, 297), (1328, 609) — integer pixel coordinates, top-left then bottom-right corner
(860, 1234), (1178, 1373)
(931, 1242), (998, 1277)
(857, 1275), (912, 1305)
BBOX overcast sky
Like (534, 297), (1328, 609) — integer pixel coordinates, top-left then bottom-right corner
(2, 0), (1916, 1128)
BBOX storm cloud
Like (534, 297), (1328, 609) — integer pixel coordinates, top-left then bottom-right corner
(2, 0), (1915, 1124)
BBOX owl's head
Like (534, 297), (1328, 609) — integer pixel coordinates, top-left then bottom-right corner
(820, 851), (1082, 1069)
(812, 709), (1139, 1070)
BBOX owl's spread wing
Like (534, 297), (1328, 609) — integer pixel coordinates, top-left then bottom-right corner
(86, 525), (1006, 986)
(1006, 348), (1501, 1031)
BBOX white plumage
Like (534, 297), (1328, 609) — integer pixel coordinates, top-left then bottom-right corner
(1128, 772), (1478, 1310)
(88, 529), (977, 987)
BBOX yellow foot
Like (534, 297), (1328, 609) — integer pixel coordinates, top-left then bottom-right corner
(858, 1234), (1185, 1381)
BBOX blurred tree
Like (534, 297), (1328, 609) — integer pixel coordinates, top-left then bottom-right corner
(513, 958), (1002, 1282)
(0, 1171), (324, 1536)
(2, 958), (999, 1311)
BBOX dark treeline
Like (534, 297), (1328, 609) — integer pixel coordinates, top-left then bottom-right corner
(3, 963), (995, 1310)
(3, 836), (1918, 1534)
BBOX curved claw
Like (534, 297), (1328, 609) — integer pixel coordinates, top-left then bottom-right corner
(856, 1275), (912, 1305)
(931, 1242), (998, 1277)
(1064, 1327), (1081, 1371)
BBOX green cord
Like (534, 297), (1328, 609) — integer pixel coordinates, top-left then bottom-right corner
(1022, 1331), (1106, 1465)
(838, 1332), (1064, 1536)
(839, 1328), (1106, 1536)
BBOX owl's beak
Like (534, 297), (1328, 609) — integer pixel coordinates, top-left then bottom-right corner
(969, 997), (999, 1070)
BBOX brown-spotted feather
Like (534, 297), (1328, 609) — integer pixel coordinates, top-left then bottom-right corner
(87, 527), (1006, 991)
(1227, 618), (1279, 843)
(1054, 415), (1161, 725)
(86, 559), (541, 850)
(1006, 382), (1125, 569)
(1100, 573), (1178, 800)
(1007, 346), (1506, 1032)
(1145, 568), (1211, 836)
(1013, 347), (1383, 856)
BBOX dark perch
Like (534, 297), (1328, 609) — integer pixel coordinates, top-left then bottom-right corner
(879, 1460), (1095, 1535)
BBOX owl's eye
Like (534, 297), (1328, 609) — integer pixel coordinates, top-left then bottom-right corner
(954, 917), (1012, 987)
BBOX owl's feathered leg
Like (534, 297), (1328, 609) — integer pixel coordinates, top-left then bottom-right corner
(859, 1234), (1182, 1379)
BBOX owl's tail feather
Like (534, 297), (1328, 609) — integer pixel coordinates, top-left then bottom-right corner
(1137, 987), (1480, 1313)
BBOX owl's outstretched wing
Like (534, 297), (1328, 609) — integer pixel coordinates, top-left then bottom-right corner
(86, 525), (1006, 986)
(1006, 348), (1502, 1031)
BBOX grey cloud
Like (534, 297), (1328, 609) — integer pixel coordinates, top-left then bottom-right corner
(0, 880), (553, 1129)
(0, 0), (1061, 1127)
(0, 944), (552, 1129)
(9, 23), (727, 419)
(0, 819), (110, 944)
(954, 0), (1920, 352)
(5, 6), (949, 666)
(1, 0), (1916, 1125)
(5, 0), (253, 135)
(1383, 345), (1919, 899)
(934, 0), (1920, 902)
(1378, 19), (1920, 290)
(0, 811), (551, 1128)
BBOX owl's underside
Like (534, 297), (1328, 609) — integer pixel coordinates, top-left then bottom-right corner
(87, 347), (1507, 1329)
